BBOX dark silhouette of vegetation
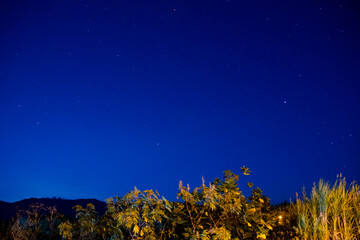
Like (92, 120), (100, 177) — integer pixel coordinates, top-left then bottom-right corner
(9, 203), (63, 240)
(0, 168), (359, 239)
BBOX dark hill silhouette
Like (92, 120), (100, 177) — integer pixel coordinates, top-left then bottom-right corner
(0, 198), (106, 221)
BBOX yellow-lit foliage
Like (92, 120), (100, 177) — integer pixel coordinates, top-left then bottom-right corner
(56, 170), (360, 240)
(176, 169), (274, 239)
(58, 168), (275, 240)
(293, 174), (360, 240)
(59, 203), (100, 240)
(105, 187), (172, 240)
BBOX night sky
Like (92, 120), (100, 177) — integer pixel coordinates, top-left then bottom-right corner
(1, 0), (359, 204)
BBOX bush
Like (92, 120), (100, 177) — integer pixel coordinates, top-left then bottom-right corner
(59, 168), (275, 240)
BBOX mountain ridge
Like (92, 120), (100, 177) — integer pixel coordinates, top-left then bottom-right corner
(0, 197), (107, 221)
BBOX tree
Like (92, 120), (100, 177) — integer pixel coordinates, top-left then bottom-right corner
(176, 169), (274, 239)
(59, 167), (276, 239)
(106, 187), (173, 240)
(59, 203), (100, 240)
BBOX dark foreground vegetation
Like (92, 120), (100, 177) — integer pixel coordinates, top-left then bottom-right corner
(1, 168), (359, 240)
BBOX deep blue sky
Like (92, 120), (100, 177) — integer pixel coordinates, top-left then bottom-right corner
(1, 0), (359, 204)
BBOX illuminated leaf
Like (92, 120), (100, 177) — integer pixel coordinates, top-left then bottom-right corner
(241, 166), (251, 175)
(133, 225), (139, 234)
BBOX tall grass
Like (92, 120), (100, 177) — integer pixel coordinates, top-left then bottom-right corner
(293, 174), (360, 240)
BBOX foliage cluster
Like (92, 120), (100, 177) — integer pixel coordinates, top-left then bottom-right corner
(1, 168), (359, 240)
(59, 168), (274, 240)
